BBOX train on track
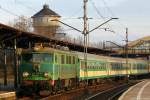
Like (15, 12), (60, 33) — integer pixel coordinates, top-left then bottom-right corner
(19, 45), (150, 95)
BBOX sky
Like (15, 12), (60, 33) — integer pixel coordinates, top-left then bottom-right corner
(0, 0), (150, 44)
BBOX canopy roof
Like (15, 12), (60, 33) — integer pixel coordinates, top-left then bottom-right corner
(32, 4), (60, 18)
(0, 23), (113, 55)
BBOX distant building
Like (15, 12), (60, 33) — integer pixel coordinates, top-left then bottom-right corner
(112, 36), (150, 59)
(32, 4), (61, 38)
(128, 36), (150, 50)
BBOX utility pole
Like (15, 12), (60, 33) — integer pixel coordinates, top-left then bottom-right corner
(125, 28), (129, 82)
(83, 0), (88, 86)
(51, 0), (118, 86)
(14, 39), (18, 88)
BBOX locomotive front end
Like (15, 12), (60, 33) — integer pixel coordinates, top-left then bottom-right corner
(19, 51), (54, 93)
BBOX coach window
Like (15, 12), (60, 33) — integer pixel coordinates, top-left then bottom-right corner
(89, 66), (91, 69)
(69, 56), (71, 64)
(92, 66), (94, 69)
(100, 65), (102, 70)
(100, 64), (103, 70)
(66, 55), (69, 64)
(61, 55), (65, 64)
(81, 61), (85, 69)
(73, 56), (75, 64)
(99, 65), (101, 70)
(103, 65), (105, 70)
(99, 65), (101, 69)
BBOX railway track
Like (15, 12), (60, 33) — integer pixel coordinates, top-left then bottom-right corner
(40, 80), (131, 100)
(17, 80), (138, 100)
(86, 81), (138, 100)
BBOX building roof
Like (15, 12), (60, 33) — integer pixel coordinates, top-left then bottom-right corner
(32, 4), (61, 18)
(128, 36), (150, 47)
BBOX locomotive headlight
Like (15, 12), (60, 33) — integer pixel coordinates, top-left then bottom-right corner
(44, 72), (49, 77)
(23, 72), (29, 77)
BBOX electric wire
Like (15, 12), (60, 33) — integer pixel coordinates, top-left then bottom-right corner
(89, 0), (118, 36)
(89, 0), (110, 31)
(89, 0), (105, 19)
(62, 6), (83, 21)
(101, 0), (127, 28)
(0, 5), (20, 17)
(14, 0), (37, 12)
(100, 0), (128, 40)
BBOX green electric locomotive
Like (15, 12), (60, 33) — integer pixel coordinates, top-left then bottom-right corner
(20, 47), (78, 92)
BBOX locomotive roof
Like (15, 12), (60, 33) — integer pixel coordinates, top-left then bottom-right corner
(22, 47), (77, 56)
(75, 51), (147, 63)
(21, 47), (147, 63)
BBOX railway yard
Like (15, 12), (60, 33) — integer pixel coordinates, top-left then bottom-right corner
(0, 18), (150, 100)
(0, 22), (149, 100)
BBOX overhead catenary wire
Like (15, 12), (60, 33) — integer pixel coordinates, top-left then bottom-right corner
(101, 0), (127, 28)
(61, 7), (83, 21)
(0, 5), (20, 17)
(90, 0), (119, 32)
(14, 0), (37, 12)
(89, 0), (119, 38)
(100, 0), (141, 41)
(89, 0), (105, 19)
(97, 0), (128, 40)
(101, 0), (115, 17)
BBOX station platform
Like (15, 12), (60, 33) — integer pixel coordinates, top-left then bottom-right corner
(119, 79), (150, 100)
(0, 91), (16, 100)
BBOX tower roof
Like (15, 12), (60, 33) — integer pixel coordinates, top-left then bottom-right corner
(32, 4), (61, 18)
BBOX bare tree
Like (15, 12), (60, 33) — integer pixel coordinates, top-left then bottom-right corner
(64, 34), (72, 42)
(76, 36), (83, 45)
(13, 16), (32, 32)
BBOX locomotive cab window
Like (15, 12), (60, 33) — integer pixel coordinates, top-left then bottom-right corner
(22, 53), (53, 63)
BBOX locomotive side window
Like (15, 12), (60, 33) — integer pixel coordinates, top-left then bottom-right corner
(22, 53), (53, 63)
(55, 54), (58, 63)
(66, 55), (69, 64)
(69, 56), (71, 64)
(61, 55), (65, 64)
(73, 56), (75, 64)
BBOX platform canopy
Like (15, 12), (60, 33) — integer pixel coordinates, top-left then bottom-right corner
(0, 23), (51, 48)
(0, 23), (113, 55)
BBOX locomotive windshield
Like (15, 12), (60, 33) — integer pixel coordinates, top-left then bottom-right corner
(22, 53), (53, 63)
